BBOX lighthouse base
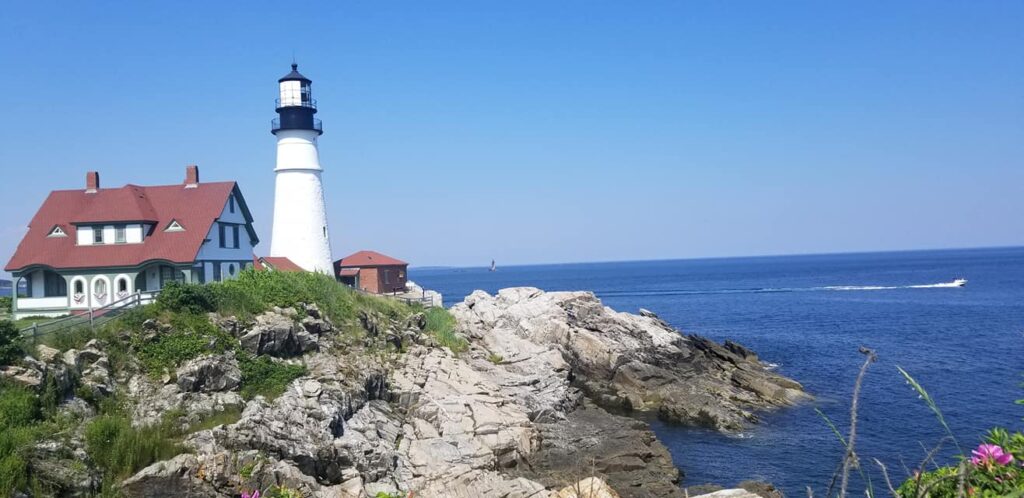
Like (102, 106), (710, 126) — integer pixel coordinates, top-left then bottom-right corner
(269, 169), (333, 274)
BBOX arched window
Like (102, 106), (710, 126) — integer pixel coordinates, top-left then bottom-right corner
(74, 280), (84, 294)
(117, 279), (128, 293)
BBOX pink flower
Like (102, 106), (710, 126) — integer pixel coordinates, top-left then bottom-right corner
(241, 491), (260, 498)
(970, 443), (1014, 466)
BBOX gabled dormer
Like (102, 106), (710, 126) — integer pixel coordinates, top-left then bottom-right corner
(165, 219), (185, 232)
(47, 225), (67, 238)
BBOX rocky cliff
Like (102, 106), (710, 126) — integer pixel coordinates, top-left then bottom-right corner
(3, 287), (805, 498)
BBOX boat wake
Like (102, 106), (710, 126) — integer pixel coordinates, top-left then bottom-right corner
(595, 280), (967, 298)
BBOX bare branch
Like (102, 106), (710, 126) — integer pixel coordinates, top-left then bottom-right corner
(872, 458), (898, 497)
(839, 347), (877, 498)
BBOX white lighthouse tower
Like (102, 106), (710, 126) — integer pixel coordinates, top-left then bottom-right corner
(269, 64), (334, 273)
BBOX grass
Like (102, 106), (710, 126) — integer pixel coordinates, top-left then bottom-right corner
(84, 412), (184, 486)
(423, 307), (467, 353)
(487, 353), (504, 364)
(12, 315), (65, 330)
(238, 354), (307, 400)
(135, 312), (235, 376)
(185, 405), (244, 433)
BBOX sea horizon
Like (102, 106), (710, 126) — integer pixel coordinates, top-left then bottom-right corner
(408, 244), (1024, 272)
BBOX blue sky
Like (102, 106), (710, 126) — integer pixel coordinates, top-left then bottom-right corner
(0, 1), (1021, 271)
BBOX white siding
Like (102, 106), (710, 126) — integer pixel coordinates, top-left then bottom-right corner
(77, 226), (92, 245)
(126, 224), (144, 243)
(195, 194), (256, 282)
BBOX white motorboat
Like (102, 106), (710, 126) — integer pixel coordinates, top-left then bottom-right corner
(952, 278), (967, 287)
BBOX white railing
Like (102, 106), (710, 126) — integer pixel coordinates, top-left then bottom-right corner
(20, 290), (161, 340)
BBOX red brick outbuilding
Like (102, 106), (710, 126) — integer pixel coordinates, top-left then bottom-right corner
(334, 250), (408, 294)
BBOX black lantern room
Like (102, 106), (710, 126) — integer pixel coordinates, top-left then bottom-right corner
(271, 64), (323, 135)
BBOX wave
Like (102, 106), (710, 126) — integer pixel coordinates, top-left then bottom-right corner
(594, 281), (965, 298)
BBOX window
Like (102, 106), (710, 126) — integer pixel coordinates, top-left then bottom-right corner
(232, 226), (240, 249)
(43, 272), (67, 297)
(228, 264), (236, 276)
(93, 227), (104, 244)
(218, 224), (226, 248)
(115, 225), (126, 244)
(323, 226), (327, 238)
(48, 226), (66, 237)
(165, 220), (184, 232)
(213, 263), (222, 282)
(74, 280), (84, 295)
(117, 278), (128, 294)
(229, 195), (235, 213)
(383, 270), (391, 285)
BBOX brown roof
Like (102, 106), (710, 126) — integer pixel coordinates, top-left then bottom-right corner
(257, 256), (305, 272)
(338, 268), (359, 277)
(334, 250), (407, 274)
(5, 181), (253, 272)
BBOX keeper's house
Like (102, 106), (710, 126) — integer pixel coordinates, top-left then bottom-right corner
(4, 166), (258, 319)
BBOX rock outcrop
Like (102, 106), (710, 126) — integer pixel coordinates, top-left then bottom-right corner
(451, 288), (807, 431)
(239, 307), (325, 357)
(26, 287), (802, 498)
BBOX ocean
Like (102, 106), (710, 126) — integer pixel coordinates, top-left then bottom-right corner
(410, 247), (1024, 495)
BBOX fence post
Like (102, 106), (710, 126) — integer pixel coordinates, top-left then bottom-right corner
(31, 322), (38, 345)
(88, 307), (94, 330)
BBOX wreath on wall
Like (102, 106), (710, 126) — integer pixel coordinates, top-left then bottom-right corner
(73, 293), (85, 304)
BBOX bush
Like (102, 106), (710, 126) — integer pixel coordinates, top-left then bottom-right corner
(238, 354), (307, 400)
(0, 296), (11, 313)
(84, 413), (183, 482)
(156, 281), (217, 314)
(136, 313), (234, 376)
(0, 384), (39, 429)
(0, 320), (25, 366)
(0, 385), (41, 494)
(423, 308), (467, 353)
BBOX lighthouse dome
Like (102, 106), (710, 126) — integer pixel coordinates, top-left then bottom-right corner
(279, 63), (311, 83)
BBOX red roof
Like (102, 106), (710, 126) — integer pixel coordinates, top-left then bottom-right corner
(338, 268), (359, 277)
(5, 181), (252, 272)
(335, 250), (407, 274)
(257, 256), (305, 272)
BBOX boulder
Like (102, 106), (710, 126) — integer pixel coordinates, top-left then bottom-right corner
(691, 490), (762, 498)
(0, 365), (43, 388)
(239, 310), (319, 357)
(120, 454), (220, 497)
(552, 477), (621, 498)
(512, 403), (683, 498)
(176, 354), (241, 393)
(35, 344), (61, 363)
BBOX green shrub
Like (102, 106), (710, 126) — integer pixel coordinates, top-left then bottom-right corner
(185, 405), (243, 433)
(136, 313), (234, 376)
(423, 308), (467, 353)
(0, 320), (25, 366)
(156, 281), (217, 314)
(487, 353), (503, 364)
(0, 385), (42, 494)
(0, 385), (40, 429)
(0, 296), (11, 313)
(84, 413), (183, 481)
(238, 354), (306, 400)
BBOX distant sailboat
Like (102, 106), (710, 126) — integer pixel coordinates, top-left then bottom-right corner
(490, 259), (497, 272)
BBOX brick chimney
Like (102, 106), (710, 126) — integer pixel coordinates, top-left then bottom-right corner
(85, 171), (99, 193)
(184, 165), (199, 188)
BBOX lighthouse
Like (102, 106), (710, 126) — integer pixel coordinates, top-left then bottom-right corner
(269, 64), (334, 273)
